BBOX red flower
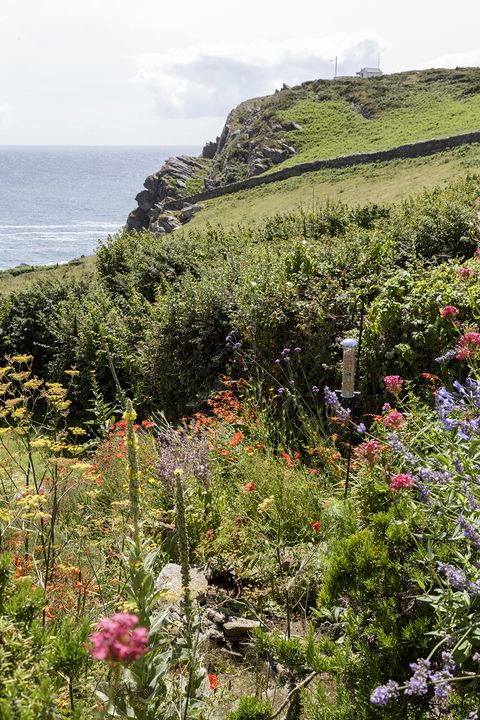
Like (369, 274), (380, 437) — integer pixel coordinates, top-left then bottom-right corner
(389, 473), (413, 491)
(208, 673), (220, 691)
(243, 482), (256, 492)
(141, 420), (154, 429)
(383, 375), (403, 396)
(311, 520), (321, 533)
(230, 431), (244, 447)
(382, 410), (407, 430)
(458, 267), (475, 280)
(440, 305), (459, 318)
(281, 452), (294, 467)
(205, 528), (215, 540)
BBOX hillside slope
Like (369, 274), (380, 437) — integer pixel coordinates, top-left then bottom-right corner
(126, 68), (480, 234)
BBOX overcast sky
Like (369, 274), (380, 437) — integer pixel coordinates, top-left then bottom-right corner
(1, 0), (480, 145)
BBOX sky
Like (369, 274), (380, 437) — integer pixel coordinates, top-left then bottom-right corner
(1, 0), (480, 146)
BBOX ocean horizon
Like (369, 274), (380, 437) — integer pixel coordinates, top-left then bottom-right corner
(0, 145), (201, 271)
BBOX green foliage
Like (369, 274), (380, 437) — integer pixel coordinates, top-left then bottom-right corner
(227, 696), (273, 720)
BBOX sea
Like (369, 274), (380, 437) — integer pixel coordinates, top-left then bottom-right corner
(0, 146), (201, 271)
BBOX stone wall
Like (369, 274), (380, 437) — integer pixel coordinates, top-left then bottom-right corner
(164, 131), (480, 212)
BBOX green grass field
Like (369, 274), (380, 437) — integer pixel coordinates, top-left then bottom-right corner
(273, 92), (480, 169)
(185, 143), (480, 232)
(0, 255), (96, 295)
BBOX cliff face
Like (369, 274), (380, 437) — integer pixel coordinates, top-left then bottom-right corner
(126, 68), (480, 234)
(126, 87), (303, 233)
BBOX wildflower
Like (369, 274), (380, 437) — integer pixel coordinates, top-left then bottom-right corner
(456, 332), (480, 360)
(458, 266), (475, 280)
(205, 528), (215, 541)
(435, 348), (457, 364)
(245, 445), (255, 454)
(258, 496), (274, 512)
(208, 673), (220, 691)
(458, 515), (480, 549)
(311, 520), (321, 533)
(243, 482), (256, 492)
(383, 410), (407, 430)
(370, 680), (400, 705)
(294, 347), (301, 353)
(390, 473), (413, 491)
(281, 452), (294, 467)
(355, 439), (382, 466)
(278, 387), (285, 395)
(406, 658), (431, 696)
(384, 375), (404, 396)
(440, 305), (459, 318)
(88, 613), (148, 663)
(230, 431), (244, 447)
(324, 386), (350, 422)
(356, 422), (366, 435)
(312, 385), (319, 394)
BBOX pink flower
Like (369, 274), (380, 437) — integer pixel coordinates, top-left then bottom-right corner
(440, 306), (459, 318)
(456, 332), (480, 360)
(383, 375), (403, 396)
(458, 267), (475, 280)
(389, 473), (413, 491)
(88, 613), (148, 663)
(383, 410), (407, 430)
(355, 439), (382, 466)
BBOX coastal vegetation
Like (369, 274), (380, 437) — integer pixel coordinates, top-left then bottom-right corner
(0, 170), (480, 717)
(2, 66), (480, 718)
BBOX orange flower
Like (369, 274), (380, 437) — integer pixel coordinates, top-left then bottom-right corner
(230, 431), (244, 447)
(209, 673), (220, 691)
(311, 520), (321, 533)
(243, 482), (256, 492)
(281, 452), (293, 467)
(245, 445), (255, 454)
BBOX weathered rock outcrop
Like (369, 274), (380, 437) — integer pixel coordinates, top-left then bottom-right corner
(126, 155), (211, 232)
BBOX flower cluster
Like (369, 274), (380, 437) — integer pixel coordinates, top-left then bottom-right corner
(323, 387), (351, 422)
(384, 375), (403, 396)
(88, 613), (148, 663)
(355, 439), (382, 466)
(456, 332), (480, 360)
(435, 379), (480, 439)
(441, 305), (460, 318)
(389, 473), (414, 491)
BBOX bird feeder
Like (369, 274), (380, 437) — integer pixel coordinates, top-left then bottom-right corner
(340, 338), (358, 399)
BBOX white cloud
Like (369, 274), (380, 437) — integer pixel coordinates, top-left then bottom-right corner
(0, 102), (11, 124)
(421, 48), (480, 69)
(134, 33), (389, 119)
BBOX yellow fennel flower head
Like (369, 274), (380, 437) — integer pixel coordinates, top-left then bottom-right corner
(24, 378), (43, 390)
(11, 355), (33, 364)
(10, 371), (30, 382)
(69, 427), (87, 436)
(0, 367), (12, 379)
(64, 368), (80, 377)
(123, 399), (137, 422)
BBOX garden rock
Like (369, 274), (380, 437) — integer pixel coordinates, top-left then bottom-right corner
(155, 563), (209, 604)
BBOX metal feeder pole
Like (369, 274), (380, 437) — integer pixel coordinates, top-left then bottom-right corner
(342, 294), (365, 500)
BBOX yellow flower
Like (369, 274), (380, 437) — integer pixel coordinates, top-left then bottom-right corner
(258, 496), (275, 512)
(64, 369), (80, 377)
(24, 378), (43, 390)
(0, 367), (12, 379)
(71, 462), (92, 472)
(5, 397), (22, 407)
(69, 427), (87, 436)
(11, 355), (33, 364)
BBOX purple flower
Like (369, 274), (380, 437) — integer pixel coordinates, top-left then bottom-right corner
(435, 349), (457, 364)
(312, 385), (319, 394)
(294, 347), (301, 353)
(324, 386), (351, 422)
(156, 427), (210, 495)
(370, 680), (400, 705)
(406, 658), (431, 696)
(278, 387), (285, 395)
(458, 515), (480, 549)
(437, 562), (470, 591)
(356, 422), (366, 435)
